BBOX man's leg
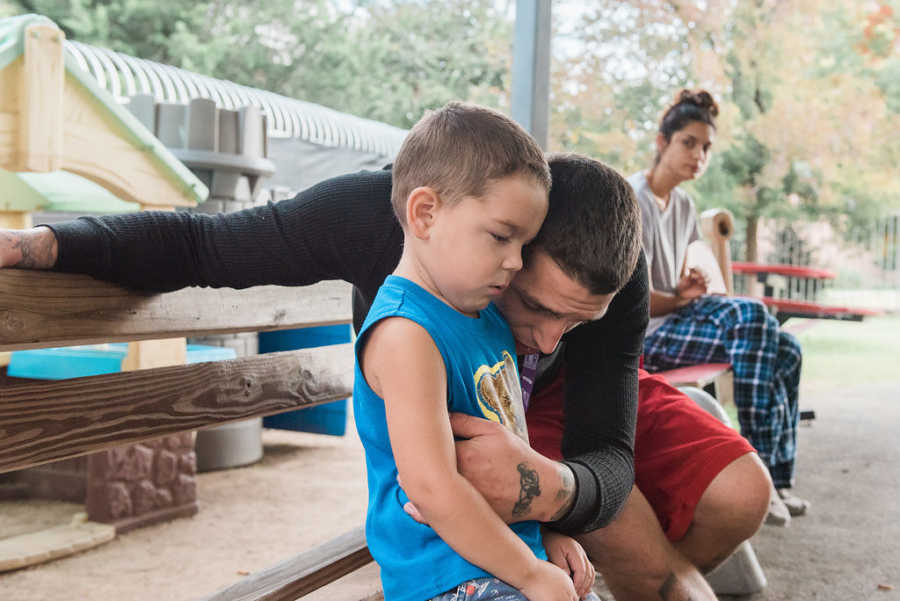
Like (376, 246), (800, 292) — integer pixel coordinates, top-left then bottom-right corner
(674, 452), (770, 570)
(576, 486), (717, 601)
(632, 372), (768, 567)
(527, 368), (767, 599)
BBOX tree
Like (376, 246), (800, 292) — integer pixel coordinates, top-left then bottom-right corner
(552, 0), (900, 261)
(3, 0), (513, 129)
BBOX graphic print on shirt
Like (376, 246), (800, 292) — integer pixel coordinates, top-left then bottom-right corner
(474, 351), (528, 441)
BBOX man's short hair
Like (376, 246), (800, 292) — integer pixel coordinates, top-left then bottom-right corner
(391, 101), (551, 226)
(530, 154), (642, 294)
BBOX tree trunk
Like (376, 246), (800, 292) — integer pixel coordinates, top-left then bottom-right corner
(745, 215), (761, 296)
(745, 214), (759, 263)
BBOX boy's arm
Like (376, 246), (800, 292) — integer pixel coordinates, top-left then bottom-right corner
(362, 318), (575, 601)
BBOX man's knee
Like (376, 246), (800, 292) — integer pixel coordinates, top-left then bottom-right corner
(579, 487), (718, 600)
(694, 452), (770, 544)
(577, 487), (670, 573)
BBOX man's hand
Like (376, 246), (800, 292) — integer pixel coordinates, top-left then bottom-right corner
(542, 530), (595, 599)
(0, 227), (58, 269)
(449, 413), (576, 523)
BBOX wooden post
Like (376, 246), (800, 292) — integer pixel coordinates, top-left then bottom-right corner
(21, 23), (64, 172)
(0, 212), (32, 229)
(86, 198), (190, 529)
(121, 338), (187, 372)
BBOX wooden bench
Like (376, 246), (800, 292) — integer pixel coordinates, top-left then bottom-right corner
(0, 269), (376, 600)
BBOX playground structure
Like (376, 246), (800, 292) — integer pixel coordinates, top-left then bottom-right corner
(0, 15), (367, 594)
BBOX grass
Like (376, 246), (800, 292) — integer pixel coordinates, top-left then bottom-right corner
(793, 315), (900, 392)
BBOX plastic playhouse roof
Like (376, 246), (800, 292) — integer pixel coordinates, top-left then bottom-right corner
(0, 14), (209, 206)
(0, 170), (141, 214)
(60, 40), (408, 157)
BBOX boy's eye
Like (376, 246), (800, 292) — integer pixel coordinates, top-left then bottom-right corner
(490, 232), (510, 243)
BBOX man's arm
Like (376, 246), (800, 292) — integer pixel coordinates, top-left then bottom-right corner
(450, 255), (650, 536)
(1, 169), (402, 300)
(449, 413), (577, 524)
(0, 227), (57, 269)
(552, 252), (650, 534)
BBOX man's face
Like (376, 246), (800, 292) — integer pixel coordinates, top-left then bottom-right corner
(495, 249), (615, 355)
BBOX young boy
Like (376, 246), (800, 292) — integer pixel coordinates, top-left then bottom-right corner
(353, 102), (595, 601)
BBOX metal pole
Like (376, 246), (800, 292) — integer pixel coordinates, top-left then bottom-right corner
(511, 0), (551, 149)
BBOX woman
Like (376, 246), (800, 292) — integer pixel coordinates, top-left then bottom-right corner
(629, 90), (809, 524)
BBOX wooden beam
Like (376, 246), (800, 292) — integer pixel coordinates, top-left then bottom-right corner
(0, 345), (353, 474)
(0, 211), (32, 229)
(0, 270), (352, 351)
(199, 526), (373, 601)
(21, 23), (64, 172)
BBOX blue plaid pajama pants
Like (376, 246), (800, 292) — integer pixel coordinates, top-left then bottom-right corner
(643, 295), (802, 488)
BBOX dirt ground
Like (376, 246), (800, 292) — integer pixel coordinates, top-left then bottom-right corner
(2, 376), (899, 601)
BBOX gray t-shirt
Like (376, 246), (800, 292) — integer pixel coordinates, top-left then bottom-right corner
(628, 171), (700, 335)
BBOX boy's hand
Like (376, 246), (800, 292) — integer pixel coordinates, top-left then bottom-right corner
(518, 558), (579, 601)
(542, 530), (595, 598)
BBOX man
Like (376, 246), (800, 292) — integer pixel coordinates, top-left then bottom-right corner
(1, 154), (769, 600)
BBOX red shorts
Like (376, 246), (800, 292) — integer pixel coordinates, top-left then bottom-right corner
(526, 367), (754, 541)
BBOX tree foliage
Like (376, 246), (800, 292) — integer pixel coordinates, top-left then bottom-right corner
(3, 0), (512, 129)
(551, 0), (900, 259)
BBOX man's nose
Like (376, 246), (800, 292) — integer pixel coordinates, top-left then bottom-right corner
(534, 321), (567, 355)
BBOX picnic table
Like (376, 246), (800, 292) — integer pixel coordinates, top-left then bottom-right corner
(731, 262), (878, 323)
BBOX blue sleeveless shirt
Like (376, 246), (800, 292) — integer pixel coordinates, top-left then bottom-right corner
(354, 276), (545, 601)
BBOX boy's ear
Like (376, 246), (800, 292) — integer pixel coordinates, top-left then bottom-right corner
(406, 186), (441, 239)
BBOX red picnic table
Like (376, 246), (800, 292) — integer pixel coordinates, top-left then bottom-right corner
(731, 262), (878, 323)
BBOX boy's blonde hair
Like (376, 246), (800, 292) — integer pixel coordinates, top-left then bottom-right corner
(391, 102), (551, 226)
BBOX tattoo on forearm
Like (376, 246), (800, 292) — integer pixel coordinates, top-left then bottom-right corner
(4, 230), (54, 268)
(549, 464), (576, 521)
(512, 462), (541, 517)
(659, 572), (694, 601)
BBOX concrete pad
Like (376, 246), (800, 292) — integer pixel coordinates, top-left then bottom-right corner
(0, 514), (114, 572)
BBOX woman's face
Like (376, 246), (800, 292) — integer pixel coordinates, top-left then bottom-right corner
(656, 120), (715, 182)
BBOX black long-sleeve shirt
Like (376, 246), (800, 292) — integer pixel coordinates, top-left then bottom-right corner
(48, 167), (648, 534)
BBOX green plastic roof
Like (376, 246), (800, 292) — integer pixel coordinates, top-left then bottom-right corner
(0, 169), (140, 213)
(0, 14), (208, 205)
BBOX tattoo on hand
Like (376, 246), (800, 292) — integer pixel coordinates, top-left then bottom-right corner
(512, 463), (541, 517)
(549, 464), (576, 521)
(659, 572), (694, 601)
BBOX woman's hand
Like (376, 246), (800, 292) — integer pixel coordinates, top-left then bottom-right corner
(676, 267), (708, 303)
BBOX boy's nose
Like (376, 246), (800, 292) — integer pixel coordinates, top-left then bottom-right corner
(502, 250), (523, 271)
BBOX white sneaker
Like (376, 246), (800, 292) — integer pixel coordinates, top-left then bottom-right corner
(777, 488), (810, 517)
(765, 487), (791, 526)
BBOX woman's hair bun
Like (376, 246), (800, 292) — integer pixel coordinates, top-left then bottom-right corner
(675, 89), (719, 118)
